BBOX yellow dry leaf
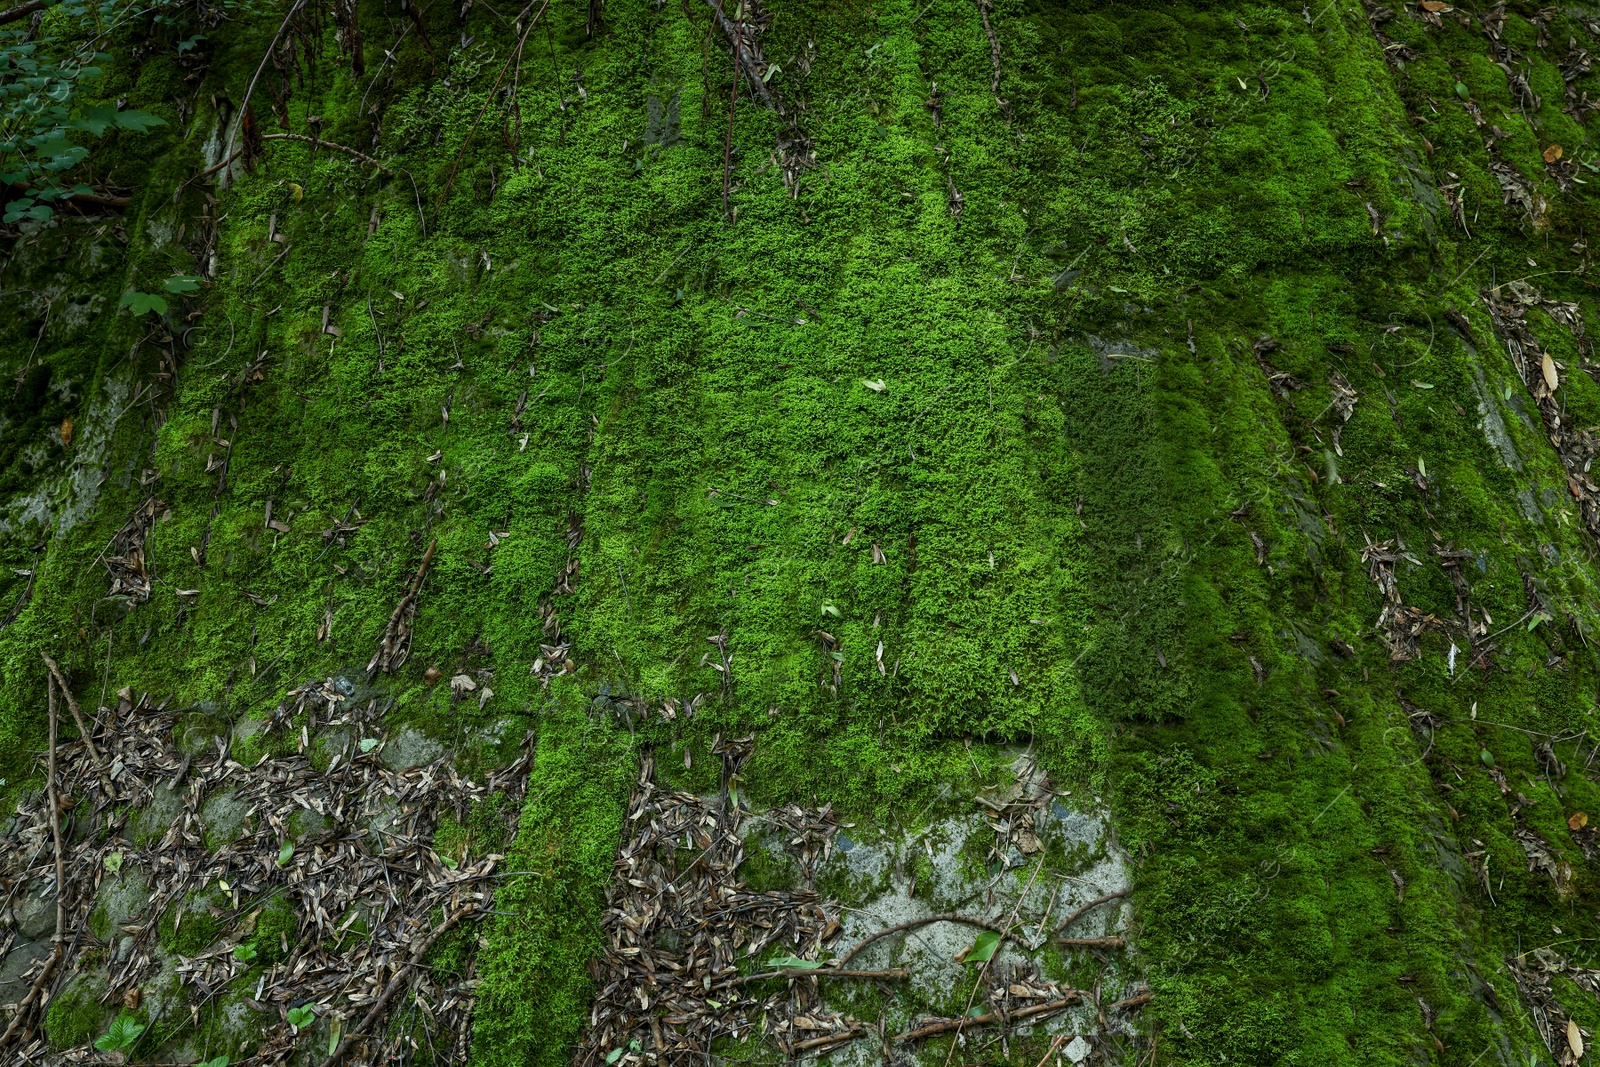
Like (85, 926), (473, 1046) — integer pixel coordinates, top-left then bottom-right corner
(1569, 811), (1589, 831)
(1544, 144), (1564, 164)
(1568, 1019), (1583, 1060)
(1543, 352), (1559, 392)
(60, 417), (73, 446)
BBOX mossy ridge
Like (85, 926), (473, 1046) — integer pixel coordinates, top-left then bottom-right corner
(8, 0), (1600, 1064)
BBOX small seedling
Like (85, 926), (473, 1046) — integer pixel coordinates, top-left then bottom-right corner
(277, 842), (295, 866)
(287, 1005), (315, 1030)
(93, 1015), (145, 1052)
(232, 942), (258, 963)
(200, 1057), (230, 1067)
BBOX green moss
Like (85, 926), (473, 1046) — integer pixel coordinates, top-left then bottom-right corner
(43, 974), (108, 1050)
(13, 0), (1600, 1062)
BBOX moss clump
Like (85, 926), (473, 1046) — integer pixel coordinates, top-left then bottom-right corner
(43, 973), (108, 1049)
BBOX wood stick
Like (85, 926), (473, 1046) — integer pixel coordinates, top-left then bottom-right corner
(835, 913), (1031, 967)
(792, 1027), (866, 1054)
(0, 0), (46, 27)
(0, 675), (68, 1050)
(322, 904), (473, 1066)
(1051, 888), (1129, 937)
(1032, 1035), (1068, 1067)
(40, 653), (103, 768)
(942, 855), (1046, 1067)
(199, 132), (394, 181)
(1109, 991), (1152, 1012)
(1057, 936), (1125, 950)
(893, 995), (1083, 1043)
(730, 966), (908, 985)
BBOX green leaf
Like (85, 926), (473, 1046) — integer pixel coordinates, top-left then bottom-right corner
(177, 34), (205, 52)
(233, 941), (258, 963)
(964, 930), (1002, 963)
(103, 851), (123, 873)
(277, 842), (294, 866)
(119, 291), (167, 316)
(112, 109), (166, 132)
(287, 1005), (314, 1029)
(93, 1015), (145, 1051)
(1455, 81), (1470, 100)
(438, 852), (459, 870)
(766, 955), (824, 970)
(201, 1057), (230, 1067)
(605, 1049), (624, 1065)
(163, 275), (201, 294)
(1480, 749), (1495, 767)
(358, 738), (380, 753)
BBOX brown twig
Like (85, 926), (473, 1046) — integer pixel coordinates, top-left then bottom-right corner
(718, 1), (739, 225)
(40, 652), (103, 768)
(1032, 1034), (1068, 1067)
(704, 0), (779, 112)
(976, 0), (1005, 111)
(0, 0), (46, 26)
(730, 966), (908, 985)
(835, 913), (1031, 968)
(1110, 991), (1152, 1012)
(792, 1027), (866, 1054)
(0, 675), (67, 1050)
(942, 856), (1045, 1067)
(1058, 935), (1126, 949)
(365, 537), (437, 679)
(198, 133), (392, 180)
(1051, 888), (1130, 937)
(437, 0), (554, 206)
(894, 995), (1083, 1043)
(222, 0), (309, 172)
(322, 905), (474, 1066)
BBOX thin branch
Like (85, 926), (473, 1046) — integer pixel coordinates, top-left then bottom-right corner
(792, 1027), (865, 1054)
(221, 0), (310, 175)
(729, 966), (907, 985)
(1057, 935), (1126, 949)
(0, 0), (46, 26)
(198, 133), (392, 180)
(1051, 887), (1130, 937)
(40, 652), (103, 768)
(0, 674), (67, 1051)
(322, 905), (474, 1066)
(893, 995), (1083, 1043)
(834, 912), (1032, 968)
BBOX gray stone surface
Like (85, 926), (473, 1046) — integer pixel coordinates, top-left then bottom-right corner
(201, 789), (251, 846)
(94, 866), (151, 938)
(12, 885), (56, 940)
(380, 726), (444, 772)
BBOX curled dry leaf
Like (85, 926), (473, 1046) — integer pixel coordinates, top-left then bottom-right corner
(1545, 144), (1565, 163)
(60, 418), (73, 446)
(1570, 811), (1589, 831)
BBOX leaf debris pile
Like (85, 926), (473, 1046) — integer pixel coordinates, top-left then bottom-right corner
(0, 680), (532, 1065)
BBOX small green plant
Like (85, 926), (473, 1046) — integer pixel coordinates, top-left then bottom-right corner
(232, 941), (257, 963)
(286, 1004), (314, 1030)
(199, 1057), (229, 1067)
(92, 1014), (144, 1052)
(118, 275), (203, 317)
(276, 842), (294, 866)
